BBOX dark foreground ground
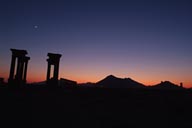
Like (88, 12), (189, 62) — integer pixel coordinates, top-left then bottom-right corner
(0, 86), (192, 128)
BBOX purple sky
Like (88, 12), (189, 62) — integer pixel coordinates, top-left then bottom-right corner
(0, 0), (192, 87)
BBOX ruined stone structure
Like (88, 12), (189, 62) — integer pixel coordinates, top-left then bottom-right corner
(46, 53), (62, 86)
(8, 49), (30, 86)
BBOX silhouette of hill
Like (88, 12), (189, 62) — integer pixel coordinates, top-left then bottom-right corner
(96, 75), (145, 88)
(78, 82), (96, 87)
(30, 76), (186, 91)
(151, 81), (184, 90)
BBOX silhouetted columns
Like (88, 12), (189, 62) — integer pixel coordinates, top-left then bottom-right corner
(46, 53), (62, 86)
(8, 49), (29, 86)
(9, 55), (16, 81)
(23, 57), (30, 83)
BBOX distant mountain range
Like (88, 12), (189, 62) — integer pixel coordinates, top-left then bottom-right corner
(31, 75), (184, 90)
(79, 75), (184, 89)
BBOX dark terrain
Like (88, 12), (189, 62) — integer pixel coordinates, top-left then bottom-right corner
(0, 84), (192, 128)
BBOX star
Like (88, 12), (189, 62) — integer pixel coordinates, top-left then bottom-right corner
(34, 25), (38, 29)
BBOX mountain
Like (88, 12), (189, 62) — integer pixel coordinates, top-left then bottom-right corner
(96, 75), (145, 88)
(151, 81), (184, 90)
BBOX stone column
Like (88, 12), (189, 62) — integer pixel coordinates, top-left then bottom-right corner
(9, 55), (16, 81)
(54, 63), (59, 80)
(15, 58), (21, 80)
(19, 58), (25, 82)
(23, 57), (30, 83)
(46, 62), (51, 81)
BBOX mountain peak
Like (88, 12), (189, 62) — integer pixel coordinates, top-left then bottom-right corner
(96, 75), (144, 88)
(106, 75), (118, 79)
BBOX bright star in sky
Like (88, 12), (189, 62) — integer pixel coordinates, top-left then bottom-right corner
(34, 25), (38, 29)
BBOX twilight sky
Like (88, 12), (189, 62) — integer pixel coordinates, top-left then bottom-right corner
(1, 0), (192, 87)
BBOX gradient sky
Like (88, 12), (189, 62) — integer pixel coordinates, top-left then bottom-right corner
(1, 0), (192, 87)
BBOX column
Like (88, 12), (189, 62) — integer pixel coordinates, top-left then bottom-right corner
(23, 59), (29, 83)
(19, 58), (25, 81)
(9, 55), (16, 81)
(15, 58), (21, 80)
(53, 63), (59, 80)
(46, 62), (51, 81)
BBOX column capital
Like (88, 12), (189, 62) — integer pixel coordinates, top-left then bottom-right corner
(10, 48), (28, 57)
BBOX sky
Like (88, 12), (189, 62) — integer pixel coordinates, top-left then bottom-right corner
(0, 0), (192, 87)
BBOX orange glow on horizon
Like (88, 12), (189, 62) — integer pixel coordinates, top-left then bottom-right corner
(1, 71), (192, 88)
